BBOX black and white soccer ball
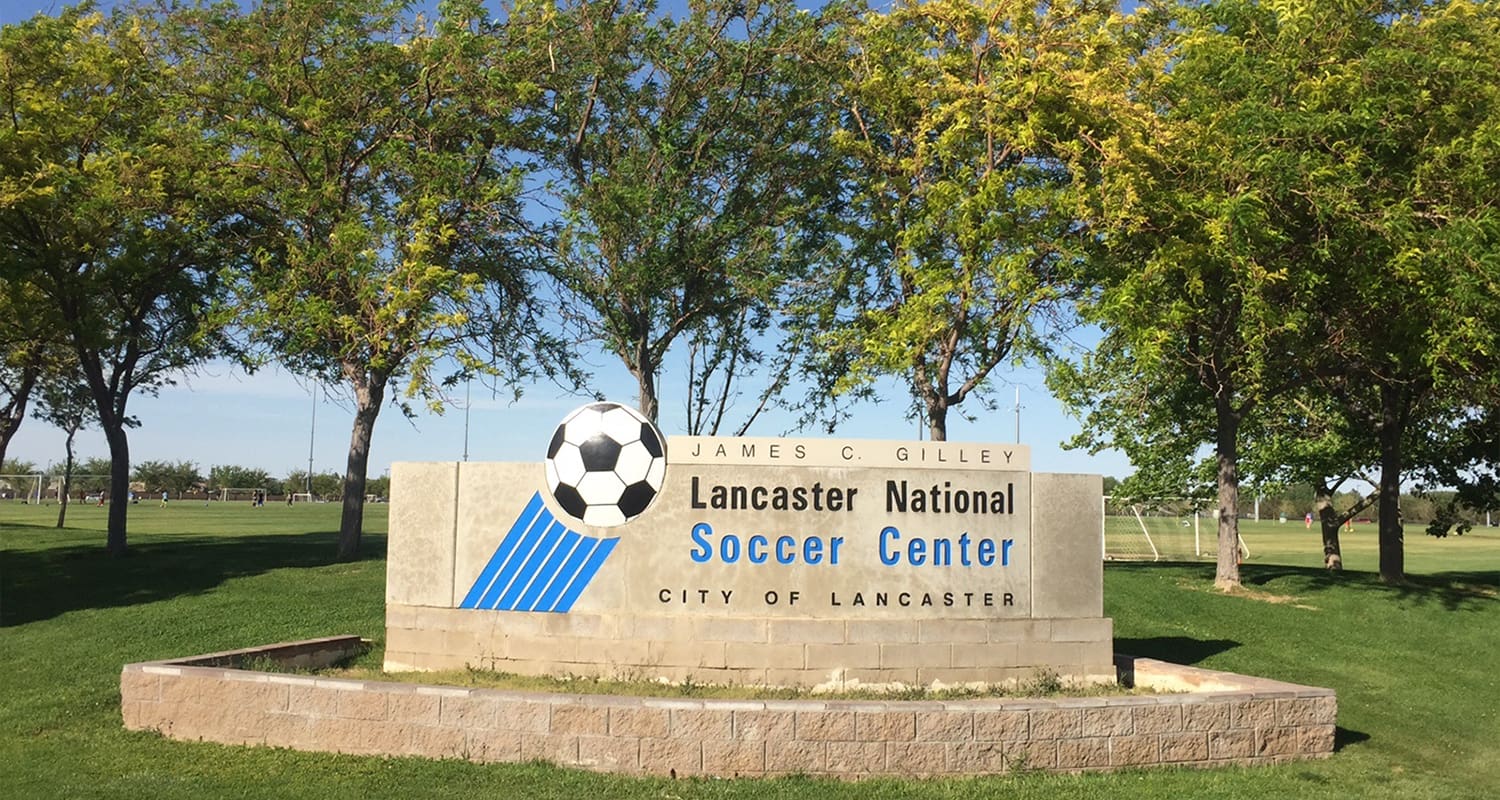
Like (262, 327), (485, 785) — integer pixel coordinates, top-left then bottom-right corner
(544, 402), (667, 527)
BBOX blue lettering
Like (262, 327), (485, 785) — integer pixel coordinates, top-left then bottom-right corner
(776, 535), (796, 564)
(720, 534), (740, 563)
(748, 535), (768, 563)
(879, 526), (900, 565)
(690, 523), (713, 563)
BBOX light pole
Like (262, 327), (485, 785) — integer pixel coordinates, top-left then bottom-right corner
(462, 379), (471, 462)
(307, 384), (316, 496)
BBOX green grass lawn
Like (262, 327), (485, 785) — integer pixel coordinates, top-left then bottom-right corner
(2, 500), (1498, 799)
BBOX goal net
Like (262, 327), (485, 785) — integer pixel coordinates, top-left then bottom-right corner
(289, 492), (314, 504)
(0, 474), (44, 503)
(1103, 496), (1251, 562)
(219, 487), (267, 502)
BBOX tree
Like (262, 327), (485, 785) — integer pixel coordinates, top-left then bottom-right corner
(527, 0), (842, 425)
(207, 464), (272, 493)
(188, 0), (552, 560)
(132, 460), (203, 497)
(0, 284), (53, 468)
(31, 364), (95, 527)
(801, 0), (1108, 441)
(0, 5), (238, 555)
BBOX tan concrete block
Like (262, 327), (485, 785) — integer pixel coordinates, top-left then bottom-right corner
(1057, 737), (1111, 770)
(640, 737), (703, 776)
(578, 735), (640, 772)
(1278, 696), (1337, 726)
(318, 717), (406, 756)
(1231, 698), (1277, 729)
(387, 693), (441, 725)
(1160, 731), (1208, 763)
(973, 710), (1029, 741)
(440, 695), (499, 729)
(120, 670), (161, 702)
(610, 706), (670, 738)
(1301, 724), (1336, 754)
(1182, 701), (1232, 732)
(388, 627), (449, 659)
(625, 615), (693, 640)
(550, 703), (608, 735)
(951, 643), (1019, 668)
(703, 740), (766, 775)
(1007, 739), (1058, 771)
(693, 617), (769, 643)
(1110, 734), (1160, 766)
(493, 698), (550, 734)
(1030, 709), (1082, 740)
(1208, 728), (1254, 759)
(766, 740), (826, 773)
(988, 619), (1052, 642)
(522, 733), (580, 765)
(734, 709), (796, 741)
(260, 712), (312, 748)
(945, 741), (1009, 773)
(914, 711), (972, 742)
(394, 724), (462, 759)
(1256, 726), (1301, 757)
(918, 619), (989, 643)
(795, 710), (855, 741)
(286, 682), (339, 718)
(1134, 704), (1183, 734)
(839, 667), (919, 686)
(388, 461), (458, 607)
(1080, 706), (1133, 737)
(855, 711), (915, 743)
(769, 619), (846, 644)
(671, 708), (733, 739)
(805, 643), (879, 670)
(882, 643), (949, 668)
(827, 741), (885, 773)
(505, 635), (578, 664)
(846, 619), (918, 644)
(540, 612), (616, 639)
(726, 642), (804, 669)
(885, 741), (947, 776)
(1050, 617), (1112, 643)
(386, 603), (419, 630)
(337, 689), (388, 721)
(1030, 473), (1103, 618)
(649, 640), (727, 669)
(465, 728), (522, 762)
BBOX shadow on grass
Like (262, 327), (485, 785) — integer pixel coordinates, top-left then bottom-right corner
(0, 528), (387, 627)
(1239, 564), (1499, 612)
(1335, 726), (1372, 752)
(1113, 635), (1240, 665)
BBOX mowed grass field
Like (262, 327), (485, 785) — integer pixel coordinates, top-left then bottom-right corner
(2, 500), (1498, 799)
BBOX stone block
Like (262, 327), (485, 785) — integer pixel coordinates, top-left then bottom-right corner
(1301, 724), (1336, 754)
(945, 742), (1009, 773)
(693, 617), (769, 643)
(494, 698), (550, 734)
(846, 619), (918, 644)
(1007, 739), (1058, 771)
(521, 733), (580, 765)
(648, 640), (727, 670)
(1256, 726), (1301, 757)
(766, 739), (827, 773)
(1278, 695), (1337, 727)
(387, 462), (458, 607)
(1159, 731), (1208, 763)
(1080, 706), (1134, 737)
(1050, 617), (1112, 643)
(1030, 709), (1082, 740)
(768, 619), (847, 645)
(726, 642), (804, 669)
(795, 710), (855, 741)
(918, 619), (989, 643)
(577, 735), (640, 772)
(1029, 473), (1103, 618)
(440, 695), (498, 729)
(337, 689), (389, 721)
(1182, 700), (1232, 732)
(1110, 734), (1159, 766)
(550, 703), (608, 736)
(703, 740), (766, 775)
(640, 737), (704, 776)
(1231, 698), (1277, 729)
(805, 644), (880, 670)
(973, 709), (1029, 741)
(610, 706), (670, 738)
(734, 709), (796, 741)
(882, 643), (949, 669)
(465, 728), (522, 762)
(1208, 728), (1254, 760)
(914, 711), (972, 742)
(387, 693), (441, 725)
(951, 643), (1020, 669)
(670, 708), (733, 739)
(855, 711), (915, 743)
(827, 741), (885, 773)
(1056, 737), (1111, 770)
(885, 741), (947, 776)
(1133, 704), (1183, 734)
(120, 669), (161, 702)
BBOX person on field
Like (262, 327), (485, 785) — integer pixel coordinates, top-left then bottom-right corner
(160, 490), (169, 506)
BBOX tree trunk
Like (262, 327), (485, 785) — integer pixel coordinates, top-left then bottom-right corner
(926, 396), (948, 442)
(0, 359), (40, 468)
(102, 420), (130, 557)
(635, 365), (659, 424)
(1313, 479), (1342, 571)
(55, 427), (77, 529)
(1214, 396), (1242, 590)
(1377, 385), (1405, 584)
(336, 376), (386, 562)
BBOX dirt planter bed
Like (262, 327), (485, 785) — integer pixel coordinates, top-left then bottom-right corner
(121, 636), (1336, 778)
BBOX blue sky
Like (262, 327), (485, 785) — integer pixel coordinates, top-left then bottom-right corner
(2, 0), (1132, 480)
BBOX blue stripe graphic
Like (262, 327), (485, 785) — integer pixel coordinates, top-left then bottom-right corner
(460, 491), (619, 613)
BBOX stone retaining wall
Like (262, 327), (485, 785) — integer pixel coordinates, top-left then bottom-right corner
(121, 637), (1336, 777)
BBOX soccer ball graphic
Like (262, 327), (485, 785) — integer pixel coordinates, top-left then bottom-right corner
(544, 402), (667, 527)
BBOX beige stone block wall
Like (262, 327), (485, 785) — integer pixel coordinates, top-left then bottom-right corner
(122, 639), (1337, 779)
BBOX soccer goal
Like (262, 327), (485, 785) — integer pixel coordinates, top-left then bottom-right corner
(0, 474), (44, 503)
(1103, 496), (1250, 562)
(288, 492), (314, 504)
(219, 487), (267, 502)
